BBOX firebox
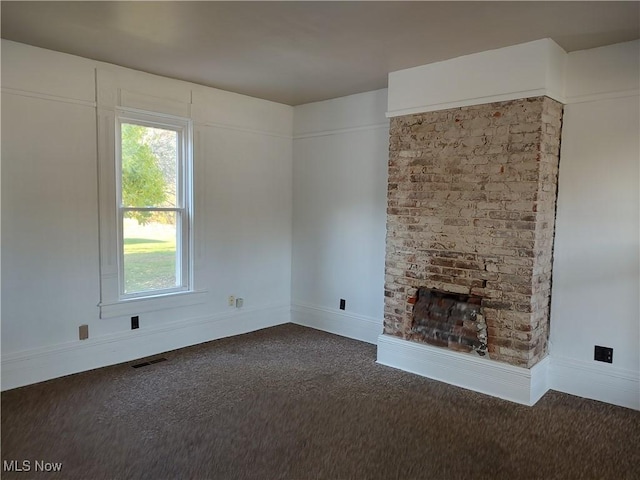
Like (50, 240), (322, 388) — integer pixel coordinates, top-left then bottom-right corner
(410, 288), (487, 355)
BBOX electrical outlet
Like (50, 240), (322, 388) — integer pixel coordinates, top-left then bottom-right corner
(79, 324), (89, 340)
(228, 295), (235, 306)
(339, 299), (346, 310)
(594, 345), (613, 363)
(236, 297), (243, 308)
(131, 316), (139, 330)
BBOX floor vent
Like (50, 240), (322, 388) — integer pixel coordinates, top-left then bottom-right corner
(131, 357), (167, 368)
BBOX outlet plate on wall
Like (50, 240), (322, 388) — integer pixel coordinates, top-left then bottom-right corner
(594, 345), (613, 363)
(79, 324), (89, 340)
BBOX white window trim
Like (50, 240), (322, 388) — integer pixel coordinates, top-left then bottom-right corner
(97, 103), (204, 319)
(99, 290), (209, 318)
(115, 109), (192, 299)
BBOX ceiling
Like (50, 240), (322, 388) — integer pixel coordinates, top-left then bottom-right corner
(2, 1), (639, 105)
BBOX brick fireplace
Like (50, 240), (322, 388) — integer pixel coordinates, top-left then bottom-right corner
(383, 96), (563, 368)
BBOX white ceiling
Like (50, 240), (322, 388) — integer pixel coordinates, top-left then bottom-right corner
(2, 1), (639, 105)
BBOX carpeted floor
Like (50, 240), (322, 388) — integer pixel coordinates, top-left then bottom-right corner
(2, 324), (639, 479)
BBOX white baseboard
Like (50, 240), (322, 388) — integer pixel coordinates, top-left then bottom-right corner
(1, 304), (290, 391)
(291, 302), (382, 345)
(4, 305), (637, 411)
(376, 334), (550, 406)
(549, 356), (639, 410)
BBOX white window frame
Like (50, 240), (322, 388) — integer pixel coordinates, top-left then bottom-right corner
(97, 102), (206, 319)
(115, 109), (193, 299)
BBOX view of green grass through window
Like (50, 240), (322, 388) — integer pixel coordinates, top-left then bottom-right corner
(123, 213), (177, 293)
(121, 123), (180, 294)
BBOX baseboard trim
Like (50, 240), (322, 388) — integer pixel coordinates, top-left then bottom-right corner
(549, 356), (639, 410)
(4, 307), (636, 410)
(291, 302), (382, 345)
(376, 334), (549, 406)
(1, 304), (290, 391)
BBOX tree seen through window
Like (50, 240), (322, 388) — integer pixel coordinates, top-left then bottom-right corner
(120, 123), (180, 294)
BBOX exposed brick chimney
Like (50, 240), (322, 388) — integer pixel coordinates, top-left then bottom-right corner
(384, 97), (563, 368)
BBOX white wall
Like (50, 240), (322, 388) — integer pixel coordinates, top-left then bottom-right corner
(563, 40), (640, 102)
(549, 40), (640, 409)
(1, 40), (293, 389)
(552, 100), (639, 371)
(2, 88), (99, 352)
(291, 90), (389, 344)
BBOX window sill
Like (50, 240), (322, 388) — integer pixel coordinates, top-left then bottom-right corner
(99, 290), (209, 319)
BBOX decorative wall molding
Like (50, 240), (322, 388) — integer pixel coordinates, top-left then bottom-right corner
(291, 302), (382, 345)
(376, 334), (550, 406)
(1, 304), (290, 391)
(197, 120), (293, 140)
(564, 88), (640, 105)
(120, 88), (191, 118)
(549, 356), (639, 410)
(293, 122), (389, 140)
(191, 86), (293, 138)
(1, 87), (97, 108)
(564, 40), (639, 104)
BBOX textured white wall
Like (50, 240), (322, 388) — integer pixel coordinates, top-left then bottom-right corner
(195, 125), (292, 312)
(1, 93), (100, 351)
(551, 96), (639, 371)
(563, 40), (640, 101)
(292, 90), (389, 323)
(550, 40), (640, 375)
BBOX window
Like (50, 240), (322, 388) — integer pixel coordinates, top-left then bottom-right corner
(115, 109), (192, 299)
(95, 71), (206, 318)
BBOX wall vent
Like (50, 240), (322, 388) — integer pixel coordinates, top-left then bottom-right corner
(131, 357), (167, 368)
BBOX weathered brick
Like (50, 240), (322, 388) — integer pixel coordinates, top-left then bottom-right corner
(385, 97), (562, 367)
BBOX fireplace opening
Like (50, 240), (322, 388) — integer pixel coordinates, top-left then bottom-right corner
(410, 288), (487, 356)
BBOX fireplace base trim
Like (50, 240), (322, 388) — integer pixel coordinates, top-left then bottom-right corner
(376, 334), (549, 406)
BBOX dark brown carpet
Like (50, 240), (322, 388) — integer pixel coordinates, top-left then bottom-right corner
(2, 324), (639, 479)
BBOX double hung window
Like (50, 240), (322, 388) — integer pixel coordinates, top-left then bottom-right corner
(115, 110), (192, 299)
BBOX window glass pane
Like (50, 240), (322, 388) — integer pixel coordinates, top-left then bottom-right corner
(123, 211), (178, 294)
(121, 123), (177, 207)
